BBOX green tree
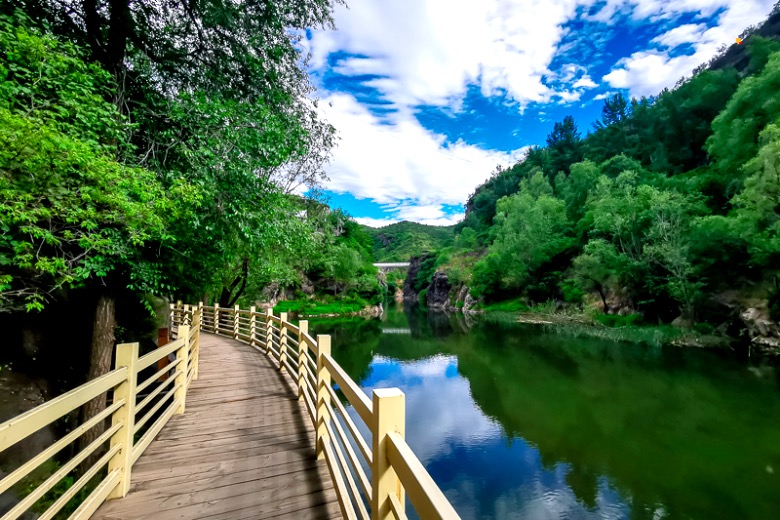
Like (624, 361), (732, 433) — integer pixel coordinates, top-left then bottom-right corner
(598, 93), (630, 127)
(732, 122), (780, 264)
(585, 173), (704, 318)
(572, 239), (620, 313)
(546, 115), (583, 176)
(483, 186), (573, 291)
(5, 0), (341, 305)
(0, 19), (196, 461)
(555, 160), (600, 221)
(707, 52), (780, 180)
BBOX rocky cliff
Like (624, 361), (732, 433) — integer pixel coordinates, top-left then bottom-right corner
(403, 256), (422, 301)
(426, 272), (451, 308)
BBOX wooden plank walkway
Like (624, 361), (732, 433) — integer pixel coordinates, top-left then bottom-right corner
(93, 333), (341, 520)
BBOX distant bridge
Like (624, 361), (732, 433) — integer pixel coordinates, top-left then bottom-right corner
(373, 262), (410, 272)
(382, 328), (411, 334)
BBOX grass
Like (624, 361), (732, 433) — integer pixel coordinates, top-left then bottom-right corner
(482, 310), (689, 347)
(477, 298), (529, 312)
(274, 296), (369, 316)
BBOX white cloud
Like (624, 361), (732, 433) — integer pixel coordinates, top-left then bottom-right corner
(556, 90), (583, 104)
(364, 355), (503, 463)
(354, 216), (400, 228)
(572, 75), (598, 89)
(651, 23), (708, 48)
(593, 91), (616, 100)
(603, 0), (776, 97)
(311, 0), (590, 109)
(319, 93), (524, 223)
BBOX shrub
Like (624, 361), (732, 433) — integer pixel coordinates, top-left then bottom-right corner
(593, 313), (643, 327)
(693, 322), (717, 335)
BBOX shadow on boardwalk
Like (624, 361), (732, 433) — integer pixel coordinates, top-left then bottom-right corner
(93, 333), (340, 520)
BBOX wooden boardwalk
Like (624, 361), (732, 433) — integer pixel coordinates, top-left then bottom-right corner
(93, 333), (341, 520)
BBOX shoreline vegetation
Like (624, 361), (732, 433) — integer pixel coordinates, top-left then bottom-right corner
(473, 298), (733, 349)
(511, 311), (726, 349)
(273, 297), (382, 319)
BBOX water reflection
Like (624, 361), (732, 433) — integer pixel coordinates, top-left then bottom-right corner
(309, 302), (780, 520)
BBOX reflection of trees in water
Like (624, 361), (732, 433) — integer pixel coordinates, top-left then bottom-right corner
(456, 329), (780, 519)
(316, 308), (780, 519)
(309, 317), (381, 384)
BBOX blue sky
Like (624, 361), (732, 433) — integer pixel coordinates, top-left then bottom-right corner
(304, 0), (776, 227)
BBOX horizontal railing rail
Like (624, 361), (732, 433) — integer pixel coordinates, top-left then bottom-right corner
(0, 306), (202, 520)
(175, 302), (460, 520)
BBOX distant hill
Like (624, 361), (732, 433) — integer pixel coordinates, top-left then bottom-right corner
(363, 221), (455, 262)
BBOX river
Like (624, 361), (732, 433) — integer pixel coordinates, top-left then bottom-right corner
(307, 301), (780, 520)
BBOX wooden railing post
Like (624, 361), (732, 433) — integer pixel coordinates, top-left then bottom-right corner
(233, 305), (240, 339)
(214, 303), (220, 335)
(107, 342), (139, 499)
(297, 320), (308, 401)
(194, 302), (203, 380)
(249, 306), (257, 347)
(279, 312), (288, 371)
(174, 324), (190, 415)
(265, 309), (274, 354)
(371, 388), (406, 520)
(315, 335), (331, 460)
(183, 304), (190, 326)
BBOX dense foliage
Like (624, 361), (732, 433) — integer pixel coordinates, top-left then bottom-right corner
(0, 1), (385, 425)
(444, 29), (780, 327)
(0, 18), (196, 311)
(0, 0), (365, 315)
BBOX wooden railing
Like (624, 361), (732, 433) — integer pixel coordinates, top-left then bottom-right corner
(175, 302), (460, 520)
(0, 307), (201, 520)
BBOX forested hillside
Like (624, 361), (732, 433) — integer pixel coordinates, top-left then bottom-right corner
(418, 7), (780, 346)
(0, 2), (383, 405)
(364, 221), (455, 262)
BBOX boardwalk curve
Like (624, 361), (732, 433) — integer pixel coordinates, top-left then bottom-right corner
(1, 303), (460, 520)
(93, 333), (340, 520)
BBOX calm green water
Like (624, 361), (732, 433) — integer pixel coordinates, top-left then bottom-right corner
(308, 302), (780, 520)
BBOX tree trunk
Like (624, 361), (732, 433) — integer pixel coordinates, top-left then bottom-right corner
(218, 258), (249, 307)
(78, 294), (116, 473)
(596, 284), (609, 314)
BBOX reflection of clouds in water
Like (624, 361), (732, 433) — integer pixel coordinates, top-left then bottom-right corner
(347, 353), (631, 520)
(505, 473), (628, 520)
(362, 354), (502, 463)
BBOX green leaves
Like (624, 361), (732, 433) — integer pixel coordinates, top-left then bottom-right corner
(478, 184), (573, 292)
(707, 52), (780, 177)
(0, 20), (196, 311)
(732, 122), (780, 264)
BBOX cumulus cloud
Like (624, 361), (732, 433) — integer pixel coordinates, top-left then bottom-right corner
(310, 0), (589, 109)
(319, 93), (525, 223)
(364, 355), (502, 463)
(603, 0), (776, 97)
(572, 75), (598, 89)
(593, 91), (616, 100)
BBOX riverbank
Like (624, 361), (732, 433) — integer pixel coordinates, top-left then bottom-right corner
(478, 309), (732, 349)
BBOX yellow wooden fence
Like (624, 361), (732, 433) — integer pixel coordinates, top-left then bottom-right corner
(180, 302), (460, 520)
(0, 308), (201, 520)
(0, 302), (460, 520)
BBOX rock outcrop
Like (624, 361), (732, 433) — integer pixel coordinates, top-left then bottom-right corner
(740, 307), (780, 351)
(426, 272), (451, 308)
(403, 257), (422, 301)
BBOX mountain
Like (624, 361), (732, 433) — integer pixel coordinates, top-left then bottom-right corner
(363, 221), (455, 262)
